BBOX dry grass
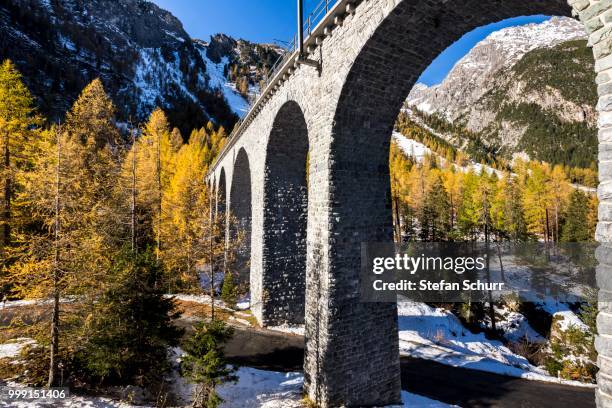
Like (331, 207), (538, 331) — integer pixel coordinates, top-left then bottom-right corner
(507, 337), (547, 366)
(174, 299), (258, 329)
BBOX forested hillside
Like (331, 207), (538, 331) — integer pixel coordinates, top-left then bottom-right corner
(406, 17), (597, 180)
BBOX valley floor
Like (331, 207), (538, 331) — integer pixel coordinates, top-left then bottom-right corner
(0, 295), (595, 407)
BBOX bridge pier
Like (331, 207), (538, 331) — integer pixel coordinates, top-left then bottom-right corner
(229, 149), (252, 284)
(302, 117), (402, 406)
(257, 101), (309, 326)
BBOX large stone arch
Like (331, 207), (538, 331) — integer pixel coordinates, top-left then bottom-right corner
(209, 176), (215, 208)
(303, 1), (611, 407)
(229, 149), (252, 283)
(255, 100), (309, 326)
(217, 167), (227, 216)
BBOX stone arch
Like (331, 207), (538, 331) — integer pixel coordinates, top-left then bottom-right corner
(229, 148), (252, 283)
(304, 1), (606, 407)
(209, 176), (216, 203)
(217, 167), (227, 216)
(257, 101), (309, 326)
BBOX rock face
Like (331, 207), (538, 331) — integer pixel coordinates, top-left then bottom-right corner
(408, 17), (587, 122)
(0, 0), (283, 134)
(205, 34), (285, 88)
(406, 17), (597, 166)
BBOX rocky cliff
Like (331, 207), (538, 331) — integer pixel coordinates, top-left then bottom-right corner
(406, 17), (597, 168)
(0, 0), (283, 135)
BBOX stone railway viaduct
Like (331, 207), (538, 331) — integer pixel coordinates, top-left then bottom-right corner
(206, 0), (612, 406)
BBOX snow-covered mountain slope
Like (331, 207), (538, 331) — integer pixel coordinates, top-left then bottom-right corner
(0, 0), (283, 134)
(407, 17), (586, 121)
(405, 17), (597, 168)
(194, 42), (251, 117)
(393, 131), (503, 177)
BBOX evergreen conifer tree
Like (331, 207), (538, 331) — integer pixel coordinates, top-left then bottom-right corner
(0, 60), (39, 283)
(79, 248), (183, 386)
(182, 320), (238, 408)
(419, 176), (451, 241)
(561, 190), (592, 242)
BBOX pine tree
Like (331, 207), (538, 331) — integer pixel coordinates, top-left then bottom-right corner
(78, 248), (183, 386)
(390, 142), (407, 242)
(0, 60), (39, 279)
(10, 79), (123, 386)
(181, 320), (238, 408)
(10, 124), (101, 386)
(64, 78), (124, 254)
(549, 165), (571, 243)
(170, 127), (184, 152)
(523, 164), (551, 239)
(65, 78), (119, 150)
(161, 129), (239, 295)
(491, 175), (528, 241)
(561, 190), (592, 242)
(457, 170), (480, 240)
(161, 131), (210, 288)
(419, 176), (451, 241)
(131, 108), (176, 260)
(220, 270), (238, 309)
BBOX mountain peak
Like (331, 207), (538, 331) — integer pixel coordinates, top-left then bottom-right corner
(407, 17), (587, 120)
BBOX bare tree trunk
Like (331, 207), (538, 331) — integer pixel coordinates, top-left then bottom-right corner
(555, 203), (559, 244)
(1, 130), (10, 248)
(48, 127), (62, 387)
(393, 195), (401, 243)
(497, 242), (505, 283)
(156, 131), (162, 264)
(545, 209), (550, 244)
(210, 193), (215, 321)
(483, 190), (496, 333)
(131, 126), (137, 254)
(449, 192), (455, 231)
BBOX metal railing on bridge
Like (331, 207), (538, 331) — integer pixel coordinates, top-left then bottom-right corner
(209, 0), (349, 175)
(266, 0), (339, 85)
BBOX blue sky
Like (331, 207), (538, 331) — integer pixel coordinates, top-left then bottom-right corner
(150, 0), (550, 86)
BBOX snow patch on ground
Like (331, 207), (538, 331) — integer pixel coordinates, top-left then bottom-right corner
(5, 358), (452, 408)
(396, 301), (593, 388)
(268, 325), (305, 336)
(554, 310), (589, 332)
(218, 367), (456, 407)
(1, 299), (51, 309)
(392, 132), (433, 162)
(392, 131), (503, 178)
(488, 306), (545, 344)
(217, 368), (304, 407)
(237, 293), (251, 310)
(0, 297), (74, 309)
(0, 338), (35, 359)
(400, 392), (459, 408)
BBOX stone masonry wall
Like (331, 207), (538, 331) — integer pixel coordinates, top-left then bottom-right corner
(260, 101), (309, 326)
